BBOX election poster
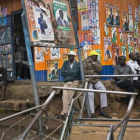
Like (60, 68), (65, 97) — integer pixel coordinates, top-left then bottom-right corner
(112, 44), (119, 65)
(47, 59), (59, 81)
(95, 49), (101, 61)
(129, 14), (133, 32)
(92, 28), (100, 44)
(78, 0), (88, 12)
(122, 12), (129, 32)
(134, 22), (139, 37)
(104, 23), (109, 35)
(121, 46), (126, 57)
(128, 46), (133, 55)
(50, 48), (60, 59)
(128, 5), (132, 15)
(53, 0), (70, 31)
(105, 4), (113, 26)
(81, 12), (89, 31)
(35, 47), (45, 63)
(119, 29), (123, 43)
(111, 27), (117, 43)
(113, 5), (120, 26)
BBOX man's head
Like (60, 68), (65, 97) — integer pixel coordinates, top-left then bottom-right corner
(68, 51), (76, 62)
(136, 53), (140, 62)
(84, 33), (88, 41)
(54, 62), (58, 69)
(89, 50), (100, 62)
(40, 13), (43, 19)
(129, 52), (137, 61)
(118, 56), (126, 66)
(59, 10), (64, 19)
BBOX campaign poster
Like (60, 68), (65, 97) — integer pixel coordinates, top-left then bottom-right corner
(128, 5), (132, 15)
(95, 49), (101, 61)
(26, 1), (54, 42)
(106, 4), (114, 26)
(129, 15), (133, 32)
(134, 22), (139, 37)
(121, 46), (126, 57)
(50, 48), (60, 59)
(78, 0), (88, 12)
(35, 47), (44, 63)
(119, 29), (123, 43)
(79, 33), (93, 50)
(113, 5), (120, 26)
(122, 12), (129, 32)
(53, 0), (70, 31)
(81, 12), (89, 31)
(128, 34), (131, 46)
(111, 27), (117, 43)
(128, 46), (133, 55)
(135, 8), (139, 22)
(134, 38), (138, 52)
(92, 28), (100, 44)
(112, 44), (119, 65)
(123, 33), (127, 46)
(47, 59), (59, 81)
(104, 23), (109, 35)
(88, 0), (98, 10)
(89, 8), (99, 28)
(104, 37), (112, 61)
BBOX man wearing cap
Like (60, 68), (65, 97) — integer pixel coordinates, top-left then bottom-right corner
(83, 50), (110, 118)
(58, 51), (80, 119)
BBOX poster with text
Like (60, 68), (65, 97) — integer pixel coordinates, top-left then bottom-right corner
(122, 12), (129, 32)
(135, 8), (139, 22)
(104, 23), (109, 35)
(129, 14), (133, 32)
(111, 27), (117, 43)
(96, 49), (101, 61)
(128, 5), (132, 15)
(35, 47), (44, 63)
(113, 5), (120, 26)
(53, 0), (70, 31)
(92, 28), (100, 44)
(119, 29), (123, 43)
(78, 0), (88, 12)
(134, 22), (139, 37)
(50, 48), (60, 59)
(106, 4), (114, 26)
(88, 0), (98, 10)
(81, 12), (89, 31)
(112, 44), (119, 65)
(47, 59), (59, 81)
(128, 46), (133, 55)
(121, 46), (126, 57)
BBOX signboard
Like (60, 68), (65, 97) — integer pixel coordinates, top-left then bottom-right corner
(23, 0), (76, 47)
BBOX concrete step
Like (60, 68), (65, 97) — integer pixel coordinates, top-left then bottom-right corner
(0, 100), (35, 111)
(70, 121), (140, 140)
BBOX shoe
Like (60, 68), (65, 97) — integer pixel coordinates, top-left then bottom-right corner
(91, 113), (97, 118)
(57, 114), (67, 120)
(17, 77), (23, 80)
(24, 77), (29, 80)
(99, 111), (111, 118)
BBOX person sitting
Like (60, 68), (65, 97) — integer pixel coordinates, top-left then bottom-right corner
(15, 46), (29, 80)
(114, 56), (135, 103)
(0, 65), (7, 101)
(136, 53), (140, 66)
(127, 52), (140, 89)
(83, 50), (110, 118)
(57, 51), (80, 119)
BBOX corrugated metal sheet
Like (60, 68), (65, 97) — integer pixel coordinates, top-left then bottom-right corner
(35, 70), (47, 82)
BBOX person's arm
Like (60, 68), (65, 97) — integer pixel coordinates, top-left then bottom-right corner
(83, 61), (95, 75)
(93, 61), (102, 72)
(61, 62), (67, 77)
(113, 66), (122, 81)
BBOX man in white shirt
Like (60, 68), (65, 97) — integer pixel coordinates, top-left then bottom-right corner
(127, 52), (140, 89)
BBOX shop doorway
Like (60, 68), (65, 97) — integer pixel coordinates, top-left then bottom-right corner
(12, 11), (31, 80)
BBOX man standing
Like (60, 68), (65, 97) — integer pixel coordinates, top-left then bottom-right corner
(58, 51), (80, 119)
(114, 56), (134, 103)
(83, 50), (110, 118)
(127, 52), (140, 89)
(0, 65), (7, 101)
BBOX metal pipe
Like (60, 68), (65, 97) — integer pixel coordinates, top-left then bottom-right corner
(85, 75), (140, 77)
(51, 86), (137, 95)
(117, 95), (136, 140)
(60, 99), (74, 140)
(20, 90), (57, 139)
(107, 125), (114, 140)
(0, 105), (43, 122)
(78, 81), (88, 119)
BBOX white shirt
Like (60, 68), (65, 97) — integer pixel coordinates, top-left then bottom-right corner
(69, 61), (75, 69)
(127, 60), (140, 80)
(59, 17), (65, 26)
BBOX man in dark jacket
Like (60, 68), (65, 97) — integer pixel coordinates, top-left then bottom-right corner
(83, 50), (110, 118)
(0, 66), (7, 101)
(58, 51), (80, 119)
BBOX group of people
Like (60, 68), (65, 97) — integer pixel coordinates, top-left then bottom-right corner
(58, 50), (140, 119)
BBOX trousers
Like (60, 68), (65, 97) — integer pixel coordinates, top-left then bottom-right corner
(88, 81), (107, 114)
(61, 80), (79, 114)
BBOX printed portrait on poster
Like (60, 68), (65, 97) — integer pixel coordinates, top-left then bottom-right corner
(88, 0), (98, 10)
(26, 1), (54, 41)
(1, 7), (7, 17)
(35, 47), (44, 63)
(106, 4), (114, 26)
(128, 46), (133, 55)
(47, 60), (59, 81)
(119, 29), (123, 43)
(135, 8), (139, 22)
(80, 33), (92, 50)
(134, 22), (139, 37)
(128, 5), (132, 15)
(104, 23), (109, 35)
(92, 27), (100, 44)
(121, 46), (126, 57)
(111, 27), (117, 43)
(122, 12), (129, 32)
(50, 48), (60, 59)
(81, 12), (89, 31)
(129, 15), (133, 32)
(78, 0), (88, 12)
(53, 0), (70, 31)
(113, 5), (120, 26)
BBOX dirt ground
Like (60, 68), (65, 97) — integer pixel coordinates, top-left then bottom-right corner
(0, 94), (140, 140)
